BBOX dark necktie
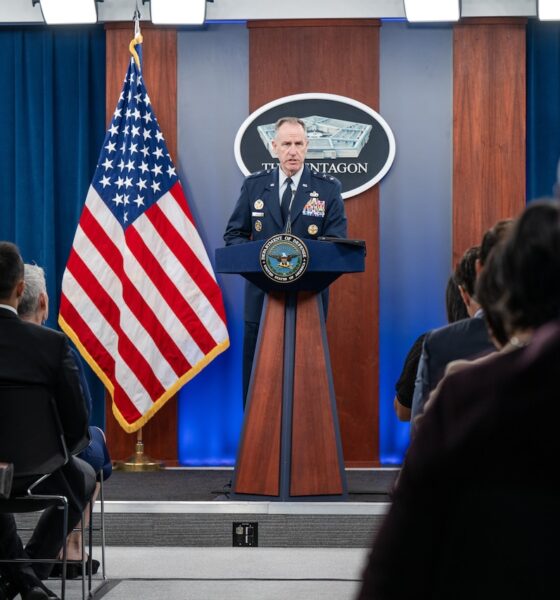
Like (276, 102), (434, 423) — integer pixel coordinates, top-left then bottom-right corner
(281, 177), (293, 225)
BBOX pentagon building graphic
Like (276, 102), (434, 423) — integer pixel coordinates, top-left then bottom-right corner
(257, 116), (372, 159)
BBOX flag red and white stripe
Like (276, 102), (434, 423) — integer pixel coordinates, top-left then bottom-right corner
(59, 33), (229, 432)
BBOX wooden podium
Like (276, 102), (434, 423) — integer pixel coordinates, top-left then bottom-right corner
(216, 238), (365, 500)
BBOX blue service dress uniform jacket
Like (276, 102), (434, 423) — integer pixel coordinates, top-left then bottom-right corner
(224, 165), (347, 323)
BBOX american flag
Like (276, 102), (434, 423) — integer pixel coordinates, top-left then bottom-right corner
(59, 34), (229, 433)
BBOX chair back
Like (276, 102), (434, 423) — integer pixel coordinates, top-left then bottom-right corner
(0, 386), (68, 478)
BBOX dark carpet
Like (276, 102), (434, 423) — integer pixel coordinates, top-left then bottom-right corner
(103, 469), (398, 502)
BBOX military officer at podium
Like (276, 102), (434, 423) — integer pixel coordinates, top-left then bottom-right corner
(224, 116), (347, 404)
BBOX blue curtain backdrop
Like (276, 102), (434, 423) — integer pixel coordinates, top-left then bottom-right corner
(0, 26), (106, 426)
(527, 20), (560, 201)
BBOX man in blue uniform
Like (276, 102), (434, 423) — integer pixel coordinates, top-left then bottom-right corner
(224, 116), (347, 402)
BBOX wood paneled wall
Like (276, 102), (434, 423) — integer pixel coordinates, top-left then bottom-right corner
(249, 20), (381, 466)
(104, 24), (178, 463)
(453, 18), (526, 264)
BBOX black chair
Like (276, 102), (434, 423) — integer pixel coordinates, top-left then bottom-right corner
(89, 470), (106, 584)
(0, 463), (13, 499)
(77, 467), (106, 596)
(0, 385), (76, 599)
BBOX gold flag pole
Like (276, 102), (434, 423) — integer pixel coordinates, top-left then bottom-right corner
(114, 10), (162, 474)
(115, 428), (163, 472)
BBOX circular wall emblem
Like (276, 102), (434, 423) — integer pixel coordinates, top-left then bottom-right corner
(260, 234), (309, 283)
(234, 93), (396, 199)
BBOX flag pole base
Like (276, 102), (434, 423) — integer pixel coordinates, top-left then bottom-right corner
(115, 441), (164, 472)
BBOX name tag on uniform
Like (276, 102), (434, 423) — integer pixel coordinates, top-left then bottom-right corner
(252, 211), (264, 217)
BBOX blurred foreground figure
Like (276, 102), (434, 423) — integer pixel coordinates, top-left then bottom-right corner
(358, 201), (560, 600)
(358, 321), (560, 600)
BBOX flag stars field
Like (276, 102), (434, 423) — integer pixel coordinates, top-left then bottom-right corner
(90, 67), (180, 228)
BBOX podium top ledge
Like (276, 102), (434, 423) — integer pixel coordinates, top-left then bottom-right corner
(215, 238), (365, 292)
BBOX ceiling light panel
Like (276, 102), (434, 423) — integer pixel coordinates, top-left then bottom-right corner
(539, 0), (560, 21)
(150, 0), (207, 25)
(404, 0), (460, 23)
(38, 0), (97, 25)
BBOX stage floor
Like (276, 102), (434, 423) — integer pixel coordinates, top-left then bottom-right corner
(103, 467), (399, 503)
(17, 468), (399, 550)
(88, 468), (397, 548)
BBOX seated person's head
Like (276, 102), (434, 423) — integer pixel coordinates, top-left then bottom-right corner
(18, 264), (48, 324)
(476, 245), (509, 348)
(445, 274), (469, 323)
(500, 200), (560, 336)
(454, 245), (480, 317)
(479, 219), (514, 268)
(472, 219), (515, 346)
(0, 241), (24, 305)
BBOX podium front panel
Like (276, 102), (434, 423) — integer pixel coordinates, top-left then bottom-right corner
(233, 294), (284, 495)
(291, 292), (344, 496)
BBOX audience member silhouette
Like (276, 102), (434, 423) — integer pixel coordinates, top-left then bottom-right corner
(473, 243), (510, 348)
(0, 242), (96, 600)
(444, 272), (469, 324)
(357, 201), (560, 600)
(393, 268), (470, 422)
(410, 222), (513, 421)
(17, 263), (111, 579)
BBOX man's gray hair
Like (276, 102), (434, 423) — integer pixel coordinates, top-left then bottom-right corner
(275, 117), (307, 135)
(18, 264), (46, 318)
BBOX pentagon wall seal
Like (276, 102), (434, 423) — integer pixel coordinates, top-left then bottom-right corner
(260, 234), (309, 283)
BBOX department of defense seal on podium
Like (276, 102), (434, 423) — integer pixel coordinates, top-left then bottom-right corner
(260, 234), (309, 283)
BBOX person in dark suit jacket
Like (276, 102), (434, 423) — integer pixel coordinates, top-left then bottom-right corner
(393, 272), (470, 422)
(410, 223), (513, 422)
(0, 242), (96, 600)
(224, 117), (347, 402)
(17, 263), (110, 578)
(410, 316), (494, 418)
